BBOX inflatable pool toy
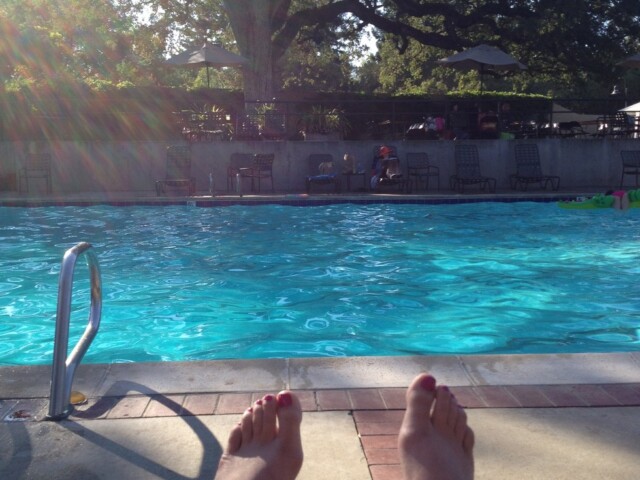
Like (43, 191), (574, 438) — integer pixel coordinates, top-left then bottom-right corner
(558, 189), (640, 209)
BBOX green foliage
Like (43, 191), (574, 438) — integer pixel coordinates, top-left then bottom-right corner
(302, 105), (351, 136)
(2, 0), (640, 113)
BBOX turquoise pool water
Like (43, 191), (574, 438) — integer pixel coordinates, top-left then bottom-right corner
(1, 202), (639, 366)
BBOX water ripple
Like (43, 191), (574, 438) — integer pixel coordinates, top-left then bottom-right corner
(1, 202), (640, 365)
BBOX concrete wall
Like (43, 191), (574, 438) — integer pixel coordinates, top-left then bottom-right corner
(2, 138), (638, 194)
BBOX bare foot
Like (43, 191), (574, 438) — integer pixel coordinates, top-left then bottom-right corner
(398, 374), (475, 480)
(214, 391), (303, 480)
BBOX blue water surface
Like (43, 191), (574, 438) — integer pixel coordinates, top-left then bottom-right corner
(1, 202), (639, 365)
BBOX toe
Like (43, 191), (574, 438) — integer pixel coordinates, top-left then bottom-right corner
(432, 386), (453, 430)
(453, 405), (468, 442)
(463, 426), (475, 455)
(240, 407), (254, 444)
(276, 391), (303, 438)
(401, 374), (437, 436)
(225, 423), (243, 454)
(260, 394), (277, 443)
(252, 399), (265, 440)
(446, 392), (460, 427)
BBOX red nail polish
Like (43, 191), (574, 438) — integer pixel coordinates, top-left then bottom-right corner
(264, 394), (274, 402)
(255, 399), (263, 405)
(278, 392), (293, 407)
(420, 375), (436, 392)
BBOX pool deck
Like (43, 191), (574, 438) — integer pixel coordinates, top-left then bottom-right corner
(2, 354), (640, 479)
(2, 190), (640, 479)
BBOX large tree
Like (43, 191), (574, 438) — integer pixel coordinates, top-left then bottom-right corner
(166, 0), (640, 100)
(5, 1), (640, 100)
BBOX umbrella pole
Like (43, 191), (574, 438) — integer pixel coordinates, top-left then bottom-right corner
(206, 65), (211, 88)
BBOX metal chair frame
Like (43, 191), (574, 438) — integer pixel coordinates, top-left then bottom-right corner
(155, 145), (196, 196)
(305, 154), (341, 193)
(450, 144), (496, 193)
(239, 153), (275, 193)
(620, 150), (640, 187)
(510, 144), (560, 191)
(19, 153), (52, 194)
(406, 152), (440, 192)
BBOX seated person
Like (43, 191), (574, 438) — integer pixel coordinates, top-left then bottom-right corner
(608, 190), (630, 210)
(370, 145), (402, 189)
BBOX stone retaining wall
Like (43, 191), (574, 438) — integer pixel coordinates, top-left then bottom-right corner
(1, 138), (637, 194)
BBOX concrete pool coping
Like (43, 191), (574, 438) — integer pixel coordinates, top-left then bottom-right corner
(2, 352), (640, 399)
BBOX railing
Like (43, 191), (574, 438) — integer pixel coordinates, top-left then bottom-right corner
(47, 242), (102, 420)
(172, 97), (632, 142)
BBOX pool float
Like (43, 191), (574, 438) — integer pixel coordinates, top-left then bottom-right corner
(558, 189), (640, 209)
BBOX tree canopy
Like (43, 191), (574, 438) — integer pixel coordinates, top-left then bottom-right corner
(2, 0), (640, 101)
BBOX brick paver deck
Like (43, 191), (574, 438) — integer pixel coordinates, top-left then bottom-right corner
(3, 383), (639, 479)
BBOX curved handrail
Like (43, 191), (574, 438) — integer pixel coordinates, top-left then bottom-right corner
(47, 242), (102, 420)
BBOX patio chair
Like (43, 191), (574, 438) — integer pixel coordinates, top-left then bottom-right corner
(19, 153), (52, 194)
(305, 154), (341, 193)
(238, 153), (275, 193)
(509, 144), (560, 191)
(155, 145), (195, 196)
(406, 152), (440, 192)
(227, 153), (254, 192)
(371, 145), (406, 191)
(450, 144), (496, 193)
(620, 150), (640, 187)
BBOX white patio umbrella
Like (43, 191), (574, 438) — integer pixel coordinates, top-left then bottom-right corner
(437, 44), (527, 92)
(165, 42), (248, 88)
(621, 101), (640, 112)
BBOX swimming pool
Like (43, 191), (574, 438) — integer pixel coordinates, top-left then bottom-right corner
(1, 202), (639, 366)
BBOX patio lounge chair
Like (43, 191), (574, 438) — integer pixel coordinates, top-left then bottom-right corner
(305, 154), (341, 193)
(450, 144), (496, 193)
(155, 145), (195, 196)
(19, 153), (52, 194)
(238, 153), (275, 193)
(510, 144), (560, 191)
(620, 150), (640, 187)
(406, 152), (440, 192)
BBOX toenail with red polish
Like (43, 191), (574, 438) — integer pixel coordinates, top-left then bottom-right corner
(420, 375), (436, 392)
(255, 399), (263, 405)
(278, 392), (293, 407)
(264, 394), (274, 402)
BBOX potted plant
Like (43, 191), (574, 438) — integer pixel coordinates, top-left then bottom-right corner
(302, 105), (350, 141)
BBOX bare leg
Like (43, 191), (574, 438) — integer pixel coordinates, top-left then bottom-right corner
(621, 192), (630, 211)
(398, 374), (475, 480)
(613, 192), (630, 210)
(215, 391), (303, 480)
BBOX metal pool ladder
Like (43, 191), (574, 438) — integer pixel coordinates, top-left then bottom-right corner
(47, 242), (102, 420)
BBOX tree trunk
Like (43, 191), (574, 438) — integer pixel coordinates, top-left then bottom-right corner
(224, 0), (283, 102)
